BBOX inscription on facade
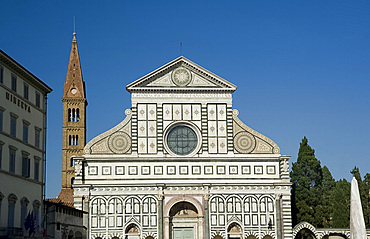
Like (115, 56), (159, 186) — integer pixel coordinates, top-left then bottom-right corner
(5, 92), (31, 112)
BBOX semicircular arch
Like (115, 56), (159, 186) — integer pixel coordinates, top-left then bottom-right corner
(164, 196), (203, 217)
(225, 194), (243, 201)
(292, 221), (318, 239)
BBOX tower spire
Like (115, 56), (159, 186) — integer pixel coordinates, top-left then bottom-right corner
(63, 32), (86, 99)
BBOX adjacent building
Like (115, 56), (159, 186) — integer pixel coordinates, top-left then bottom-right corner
(0, 49), (52, 238)
(73, 56), (292, 239)
(44, 198), (85, 239)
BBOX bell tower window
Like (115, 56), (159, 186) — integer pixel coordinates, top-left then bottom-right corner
(69, 135), (79, 146)
(68, 108), (80, 122)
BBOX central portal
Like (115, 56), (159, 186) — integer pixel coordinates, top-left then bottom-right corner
(173, 228), (194, 239)
(166, 201), (202, 239)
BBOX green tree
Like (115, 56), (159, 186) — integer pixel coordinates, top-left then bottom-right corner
(331, 179), (350, 228)
(291, 137), (323, 227)
(321, 166), (335, 227)
(363, 173), (370, 228)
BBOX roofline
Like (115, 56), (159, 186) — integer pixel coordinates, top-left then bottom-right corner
(126, 56), (237, 92)
(128, 88), (236, 93)
(0, 49), (53, 94)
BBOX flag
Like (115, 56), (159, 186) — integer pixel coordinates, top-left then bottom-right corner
(28, 211), (36, 236)
(41, 214), (47, 238)
(24, 211), (31, 230)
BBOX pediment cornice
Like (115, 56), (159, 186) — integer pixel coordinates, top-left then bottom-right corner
(126, 56), (237, 93)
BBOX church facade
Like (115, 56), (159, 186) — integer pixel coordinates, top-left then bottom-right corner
(72, 57), (292, 239)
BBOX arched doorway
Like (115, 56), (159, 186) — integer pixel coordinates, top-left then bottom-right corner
(227, 222), (242, 239)
(169, 201), (198, 239)
(125, 223), (140, 239)
(295, 228), (316, 239)
(262, 236), (273, 239)
(68, 230), (74, 239)
(246, 236), (257, 239)
(75, 231), (82, 239)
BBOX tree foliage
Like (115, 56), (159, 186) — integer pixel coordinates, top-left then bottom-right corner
(291, 137), (370, 229)
(291, 137), (323, 227)
(330, 179), (350, 228)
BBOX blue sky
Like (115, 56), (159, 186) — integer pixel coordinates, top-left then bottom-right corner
(1, 1), (369, 198)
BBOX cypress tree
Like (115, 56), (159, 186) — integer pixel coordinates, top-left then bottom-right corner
(363, 173), (370, 228)
(321, 166), (335, 227)
(330, 179), (350, 228)
(291, 137), (323, 227)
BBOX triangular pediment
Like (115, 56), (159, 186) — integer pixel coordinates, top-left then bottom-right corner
(126, 56), (237, 93)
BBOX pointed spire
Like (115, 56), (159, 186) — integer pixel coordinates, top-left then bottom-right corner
(63, 32), (86, 99)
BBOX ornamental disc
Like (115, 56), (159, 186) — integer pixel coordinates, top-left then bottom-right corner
(171, 67), (192, 86)
(108, 132), (131, 154)
(234, 131), (256, 154)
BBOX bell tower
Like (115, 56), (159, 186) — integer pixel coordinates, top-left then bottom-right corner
(59, 32), (87, 204)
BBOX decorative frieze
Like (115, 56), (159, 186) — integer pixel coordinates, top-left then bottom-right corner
(85, 162), (280, 179)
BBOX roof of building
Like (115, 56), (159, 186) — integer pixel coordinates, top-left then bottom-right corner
(44, 198), (74, 208)
(0, 49), (53, 94)
(55, 188), (75, 207)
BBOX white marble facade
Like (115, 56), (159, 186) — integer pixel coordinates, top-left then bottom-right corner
(73, 57), (292, 239)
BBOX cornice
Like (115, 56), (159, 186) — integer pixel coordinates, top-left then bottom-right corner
(1, 84), (47, 114)
(126, 56), (237, 93)
(0, 50), (52, 94)
(62, 98), (87, 103)
(0, 169), (44, 185)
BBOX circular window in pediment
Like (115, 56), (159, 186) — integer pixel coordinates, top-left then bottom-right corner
(165, 123), (201, 156)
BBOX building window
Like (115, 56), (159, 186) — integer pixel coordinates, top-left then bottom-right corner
(0, 65), (3, 83)
(23, 121), (29, 143)
(7, 194), (17, 228)
(20, 197), (29, 229)
(0, 109), (3, 131)
(166, 125), (198, 155)
(24, 83), (29, 100)
(35, 91), (40, 108)
(33, 200), (41, 229)
(10, 114), (17, 137)
(0, 192), (4, 224)
(11, 74), (17, 92)
(22, 153), (30, 178)
(35, 128), (41, 148)
(68, 108), (80, 122)
(9, 147), (16, 173)
(69, 135), (78, 146)
(34, 157), (40, 181)
(0, 142), (3, 169)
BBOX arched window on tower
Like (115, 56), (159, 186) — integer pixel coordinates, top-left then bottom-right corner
(69, 135), (79, 146)
(76, 108), (80, 122)
(68, 109), (72, 122)
(72, 109), (76, 122)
